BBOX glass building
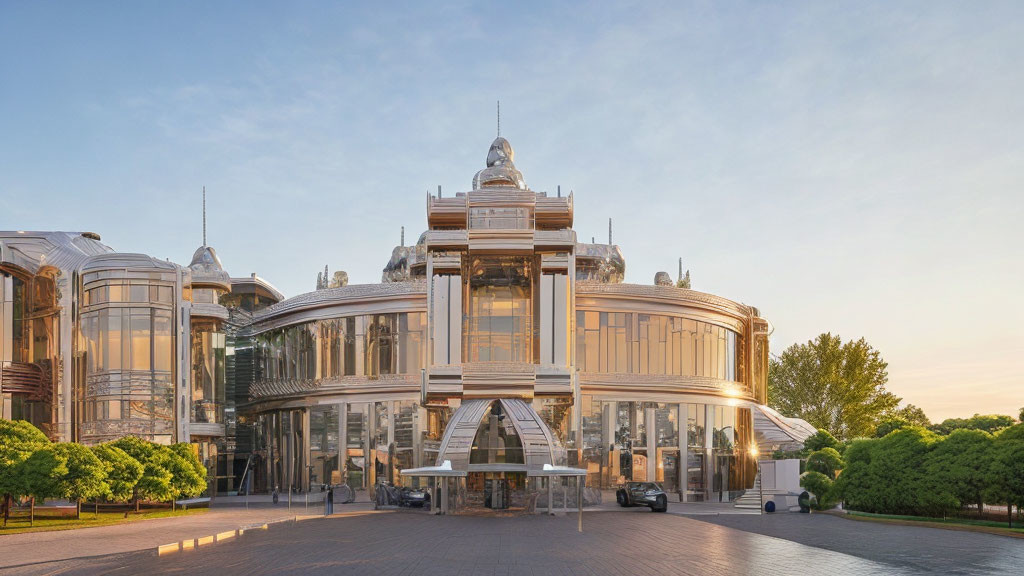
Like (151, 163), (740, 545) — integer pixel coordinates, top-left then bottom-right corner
(0, 135), (810, 505)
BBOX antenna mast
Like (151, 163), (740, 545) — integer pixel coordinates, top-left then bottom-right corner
(202, 186), (207, 246)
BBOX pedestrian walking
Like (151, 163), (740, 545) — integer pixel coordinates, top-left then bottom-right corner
(272, 486), (279, 505)
(327, 485), (335, 515)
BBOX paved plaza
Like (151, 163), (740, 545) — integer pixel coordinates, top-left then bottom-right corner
(4, 508), (1022, 576)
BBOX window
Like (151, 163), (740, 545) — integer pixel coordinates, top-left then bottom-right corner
(466, 256), (532, 363)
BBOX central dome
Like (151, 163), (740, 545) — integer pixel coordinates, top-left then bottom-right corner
(473, 137), (526, 190)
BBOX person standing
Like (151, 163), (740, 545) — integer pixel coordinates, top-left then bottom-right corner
(327, 485), (335, 515)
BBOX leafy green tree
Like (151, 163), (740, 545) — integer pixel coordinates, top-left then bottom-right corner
(136, 462), (175, 503)
(804, 429), (841, 453)
(110, 437), (172, 508)
(1019, 407), (1023, 423)
(806, 447), (843, 479)
(19, 447), (68, 525)
(924, 429), (993, 513)
(53, 443), (108, 518)
(874, 418), (909, 438)
(0, 420), (51, 526)
(891, 404), (931, 428)
(800, 471), (836, 510)
(986, 424), (1024, 527)
(159, 444), (205, 500)
(92, 444), (143, 503)
(833, 438), (878, 512)
(930, 414), (1015, 436)
(769, 334), (900, 440)
(835, 429), (937, 515)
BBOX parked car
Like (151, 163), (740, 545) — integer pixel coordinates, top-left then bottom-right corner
(616, 482), (668, 512)
(398, 486), (431, 508)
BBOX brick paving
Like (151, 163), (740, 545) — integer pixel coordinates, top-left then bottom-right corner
(5, 508), (1021, 575)
(4, 511), (927, 576)
(693, 512), (1024, 576)
(0, 504), (351, 572)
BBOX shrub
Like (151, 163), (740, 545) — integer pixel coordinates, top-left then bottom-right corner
(806, 447), (843, 480)
(804, 429), (841, 453)
(800, 471), (835, 510)
(924, 428), (993, 512)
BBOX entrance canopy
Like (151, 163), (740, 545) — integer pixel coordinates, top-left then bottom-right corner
(433, 398), (567, 473)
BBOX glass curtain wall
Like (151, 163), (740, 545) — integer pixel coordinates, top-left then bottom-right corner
(79, 274), (175, 444)
(310, 405), (339, 487)
(465, 256), (532, 363)
(254, 312), (424, 384)
(190, 319), (225, 424)
(578, 396), (752, 499)
(576, 311), (742, 383)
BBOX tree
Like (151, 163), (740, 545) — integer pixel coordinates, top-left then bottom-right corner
(924, 429), (993, 513)
(833, 438), (878, 512)
(986, 424), (1024, 528)
(834, 429), (938, 516)
(159, 444), (205, 500)
(892, 404), (931, 428)
(53, 443), (108, 519)
(110, 437), (172, 509)
(1019, 407), (1023, 423)
(136, 462), (175, 503)
(769, 333), (900, 440)
(804, 429), (841, 453)
(19, 447), (67, 525)
(800, 471), (835, 510)
(806, 447), (843, 480)
(92, 444), (143, 503)
(874, 418), (909, 438)
(930, 414), (1015, 436)
(0, 420), (51, 526)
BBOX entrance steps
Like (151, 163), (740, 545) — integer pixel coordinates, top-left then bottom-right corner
(733, 473), (762, 510)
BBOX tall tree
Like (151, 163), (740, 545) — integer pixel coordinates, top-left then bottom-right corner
(769, 333), (900, 440)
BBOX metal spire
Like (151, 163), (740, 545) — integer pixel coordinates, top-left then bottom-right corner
(678, 258), (683, 283)
(202, 186), (207, 246)
(497, 100), (501, 137)
(608, 218), (613, 244)
(401, 226), (405, 247)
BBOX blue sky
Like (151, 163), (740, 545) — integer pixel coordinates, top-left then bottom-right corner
(2, 1), (1022, 421)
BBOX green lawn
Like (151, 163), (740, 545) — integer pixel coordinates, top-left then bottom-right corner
(0, 508), (208, 535)
(845, 510), (1024, 536)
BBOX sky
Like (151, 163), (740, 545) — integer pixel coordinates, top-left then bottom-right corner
(1, 1), (1021, 422)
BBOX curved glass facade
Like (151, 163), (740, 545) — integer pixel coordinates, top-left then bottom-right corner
(579, 396), (754, 499)
(78, 272), (176, 444)
(253, 312), (426, 383)
(575, 311), (741, 382)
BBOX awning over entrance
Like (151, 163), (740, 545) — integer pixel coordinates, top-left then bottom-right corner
(400, 460), (467, 478)
(753, 404), (817, 452)
(433, 398), (567, 473)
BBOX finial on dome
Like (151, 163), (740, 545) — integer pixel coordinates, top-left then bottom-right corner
(202, 186), (207, 246)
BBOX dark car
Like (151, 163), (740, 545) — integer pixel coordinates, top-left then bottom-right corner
(398, 486), (431, 508)
(616, 482), (668, 512)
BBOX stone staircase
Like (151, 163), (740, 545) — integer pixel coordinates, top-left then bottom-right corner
(733, 472), (762, 510)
